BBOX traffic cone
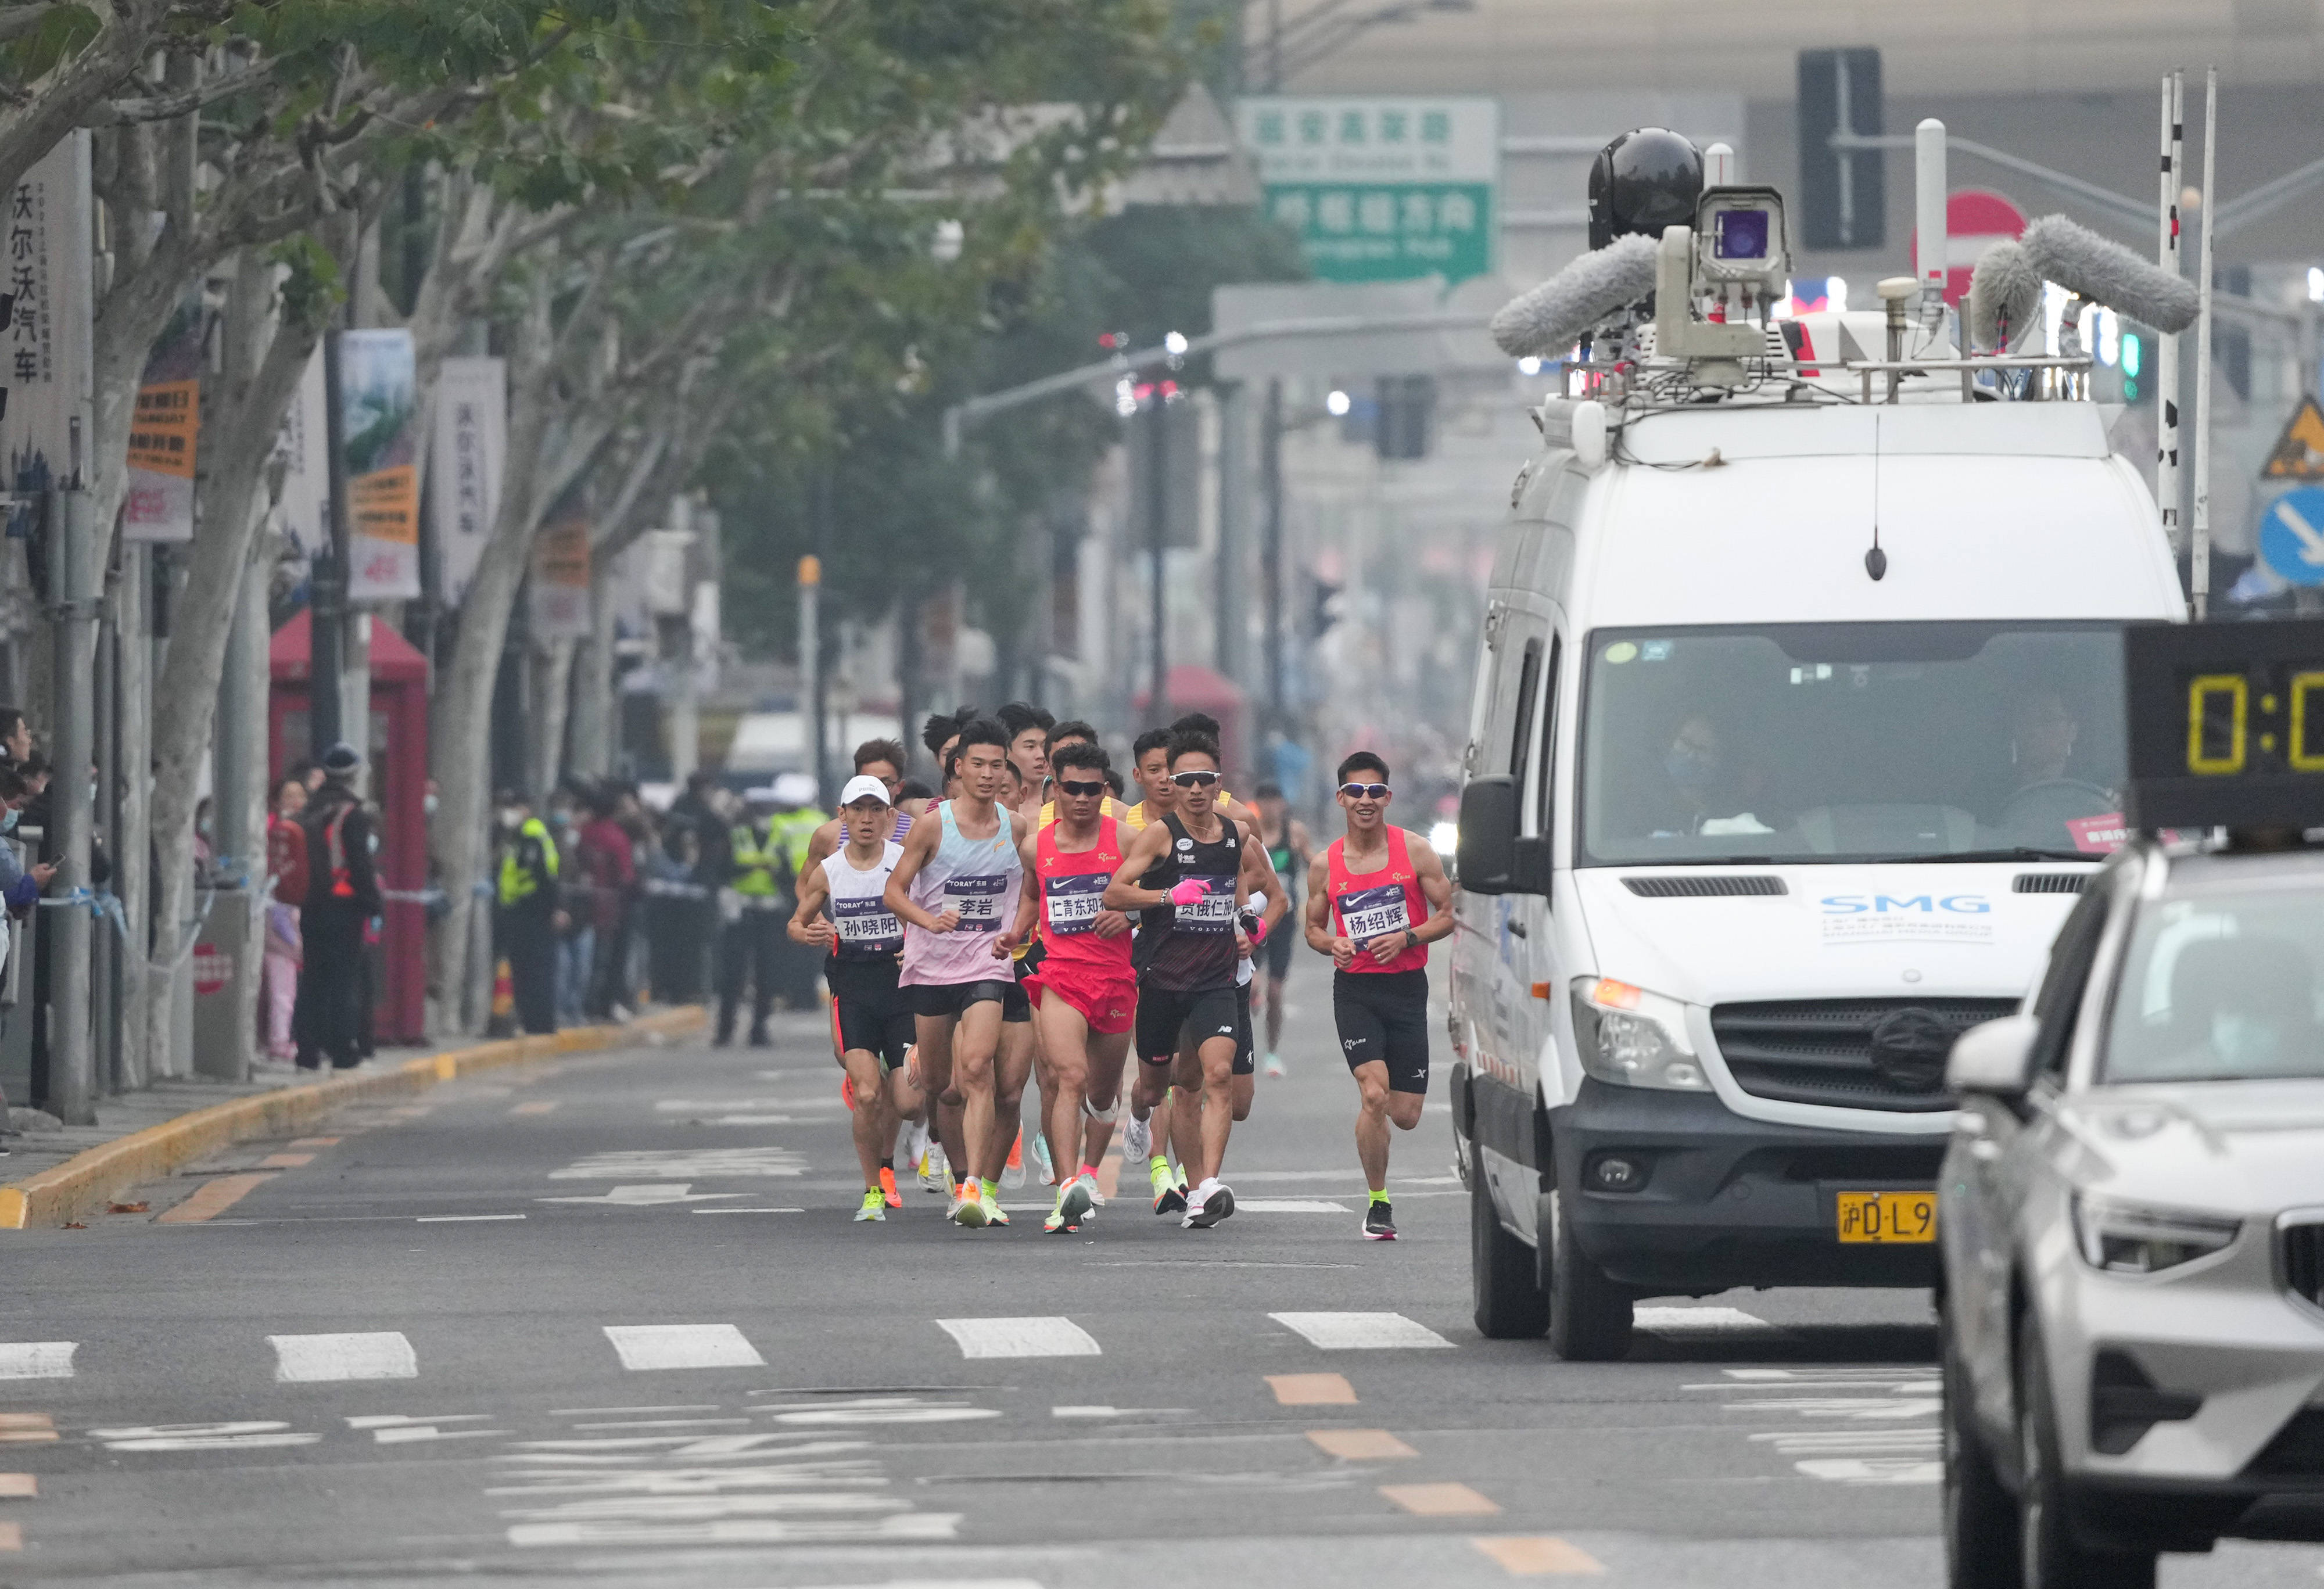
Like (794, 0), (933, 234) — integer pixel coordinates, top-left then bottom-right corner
(488, 956), (516, 1038)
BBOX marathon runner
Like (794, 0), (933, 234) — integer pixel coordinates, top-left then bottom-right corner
(789, 776), (924, 1222)
(1303, 752), (1454, 1241)
(1015, 738), (1136, 1234)
(885, 719), (1025, 1228)
(1103, 727), (1283, 1229)
(801, 738), (913, 876)
(1249, 783), (1312, 1077)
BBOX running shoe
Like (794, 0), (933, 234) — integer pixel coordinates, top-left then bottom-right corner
(1000, 1130), (1028, 1189)
(953, 1190), (988, 1228)
(880, 1167), (902, 1209)
(855, 1190), (885, 1222)
(1059, 1176), (1094, 1229)
(1362, 1199), (1397, 1241)
(1150, 1158), (1186, 1216)
(1030, 1132), (1055, 1187)
(981, 1188), (1008, 1226)
(919, 1145), (949, 1193)
(1263, 1052), (1286, 1078)
(1043, 1178), (1086, 1235)
(1081, 1166), (1107, 1209)
(1183, 1183), (1236, 1229)
(1123, 1112), (1152, 1163)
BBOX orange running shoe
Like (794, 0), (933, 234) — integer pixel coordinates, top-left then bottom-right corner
(880, 1166), (902, 1208)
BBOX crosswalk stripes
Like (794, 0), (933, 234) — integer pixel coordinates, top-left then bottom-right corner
(268, 1333), (418, 1383)
(1269, 1312), (1454, 1350)
(0, 1345), (74, 1380)
(601, 1324), (765, 1371)
(936, 1317), (1102, 1359)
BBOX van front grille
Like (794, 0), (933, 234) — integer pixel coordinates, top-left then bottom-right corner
(1709, 998), (2020, 1111)
(2283, 1221), (2324, 1311)
(1621, 875), (1786, 898)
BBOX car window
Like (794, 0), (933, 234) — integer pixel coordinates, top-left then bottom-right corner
(2027, 886), (2110, 1079)
(2104, 888), (2324, 1083)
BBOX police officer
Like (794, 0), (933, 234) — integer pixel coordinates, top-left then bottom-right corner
(293, 742), (383, 1070)
(767, 771), (830, 1011)
(496, 788), (566, 1035)
(718, 785), (791, 1046)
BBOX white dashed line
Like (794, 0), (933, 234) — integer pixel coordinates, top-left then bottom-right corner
(0, 1343), (76, 1379)
(1268, 1312), (1454, 1350)
(268, 1332), (418, 1383)
(935, 1317), (1102, 1359)
(602, 1324), (765, 1371)
(1634, 1306), (1777, 1332)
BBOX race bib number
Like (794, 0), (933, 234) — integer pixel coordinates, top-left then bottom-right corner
(1175, 873), (1238, 934)
(831, 896), (902, 957)
(1044, 873), (1107, 934)
(944, 873), (1010, 932)
(1339, 882), (1411, 941)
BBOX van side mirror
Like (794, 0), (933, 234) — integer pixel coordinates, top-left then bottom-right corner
(1457, 776), (1519, 894)
(1947, 1014), (2039, 1098)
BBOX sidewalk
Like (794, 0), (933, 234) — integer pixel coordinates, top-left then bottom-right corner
(0, 1006), (704, 1229)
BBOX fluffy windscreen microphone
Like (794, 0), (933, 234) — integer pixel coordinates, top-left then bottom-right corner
(2018, 214), (2199, 333)
(1489, 234), (1659, 358)
(1967, 239), (2043, 353)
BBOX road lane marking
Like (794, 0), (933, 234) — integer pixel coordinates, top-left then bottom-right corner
(547, 1147), (807, 1179)
(1239, 1199), (1351, 1213)
(156, 1172), (275, 1223)
(1307, 1429), (1416, 1459)
(415, 1214), (528, 1222)
(0, 1522), (19, 1549)
(1472, 1536), (1604, 1574)
(1380, 1482), (1499, 1516)
(1051, 1405), (1189, 1419)
(1267, 1373), (1356, 1405)
(91, 1421), (318, 1451)
(936, 1318), (1101, 1359)
(570, 1418), (752, 1430)
(510, 1102), (558, 1115)
(690, 1207), (804, 1215)
(258, 1153), (315, 1168)
(1634, 1306), (1773, 1332)
(0, 1344), (74, 1380)
(551, 1405), (722, 1416)
(1270, 1312), (1453, 1350)
(0, 1475), (34, 1498)
(603, 1324), (765, 1371)
(0, 1415), (56, 1443)
(269, 1332), (418, 1383)
(289, 1137), (340, 1147)
(539, 1183), (747, 1206)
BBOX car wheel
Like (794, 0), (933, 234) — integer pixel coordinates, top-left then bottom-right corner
(1470, 1169), (1548, 1339)
(1942, 1303), (2021, 1588)
(2015, 1311), (2156, 1589)
(1543, 1188), (1633, 1361)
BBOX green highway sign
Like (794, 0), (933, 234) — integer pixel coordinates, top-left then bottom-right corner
(1236, 96), (1500, 285)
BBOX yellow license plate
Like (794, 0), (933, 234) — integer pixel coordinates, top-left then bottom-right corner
(1836, 1190), (1937, 1244)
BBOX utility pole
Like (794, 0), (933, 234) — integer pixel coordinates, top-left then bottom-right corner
(1147, 389), (1170, 724)
(49, 488), (96, 1124)
(1261, 378), (1285, 732)
(799, 553), (824, 804)
(667, 494), (699, 781)
(311, 327), (351, 756)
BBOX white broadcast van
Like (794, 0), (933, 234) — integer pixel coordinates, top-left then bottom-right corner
(1449, 162), (2188, 1359)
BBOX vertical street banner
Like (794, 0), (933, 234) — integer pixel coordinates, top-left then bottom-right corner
(272, 346), (328, 594)
(428, 355), (504, 609)
(340, 328), (420, 601)
(0, 131), (94, 517)
(122, 289), (206, 541)
(528, 492), (592, 639)
(1235, 97), (1498, 285)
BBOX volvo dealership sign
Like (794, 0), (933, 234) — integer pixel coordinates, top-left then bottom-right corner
(1236, 96), (1498, 285)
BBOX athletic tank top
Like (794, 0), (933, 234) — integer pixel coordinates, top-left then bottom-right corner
(1325, 826), (1429, 974)
(899, 801), (1021, 987)
(1132, 812), (1242, 992)
(1035, 816), (1132, 978)
(823, 841), (903, 963)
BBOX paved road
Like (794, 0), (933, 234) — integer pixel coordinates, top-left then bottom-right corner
(4, 985), (2322, 1587)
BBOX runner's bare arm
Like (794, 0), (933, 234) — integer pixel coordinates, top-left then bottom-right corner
(802, 817), (841, 876)
(1100, 819), (1175, 912)
(1241, 831), (1286, 932)
(787, 863), (835, 950)
(881, 814), (956, 931)
(1408, 828), (1457, 944)
(1305, 871), (1355, 967)
(1006, 838), (1041, 948)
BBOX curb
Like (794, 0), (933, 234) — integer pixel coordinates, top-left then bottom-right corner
(0, 1005), (705, 1231)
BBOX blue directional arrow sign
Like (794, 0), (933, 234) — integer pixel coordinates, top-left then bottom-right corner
(2260, 487), (2324, 587)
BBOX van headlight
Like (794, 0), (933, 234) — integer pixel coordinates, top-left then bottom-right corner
(2072, 1195), (2241, 1275)
(1570, 977), (1708, 1091)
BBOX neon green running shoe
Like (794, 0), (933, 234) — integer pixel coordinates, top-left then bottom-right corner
(854, 1189), (885, 1223)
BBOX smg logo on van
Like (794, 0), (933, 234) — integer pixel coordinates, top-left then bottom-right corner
(1818, 893), (1996, 948)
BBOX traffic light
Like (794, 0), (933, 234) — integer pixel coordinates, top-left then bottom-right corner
(1797, 48), (1884, 250)
(1375, 375), (1434, 461)
(1308, 578), (1342, 638)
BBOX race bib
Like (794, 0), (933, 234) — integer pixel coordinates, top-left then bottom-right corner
(944, 873), (1010, 932)
(1174, 872), (1238, 934)
(1044, 873), (1107, 934)
(1339, 882), (1411, 941)
(831, 895), (902, 957)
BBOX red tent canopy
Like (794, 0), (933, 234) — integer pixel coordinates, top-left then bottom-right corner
(269, 608), (428, 683)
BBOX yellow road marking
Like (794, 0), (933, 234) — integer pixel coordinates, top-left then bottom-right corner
(510, 1102), (557, 1116)
(156, 1173), (276, 1224)
(1268, 1372), (1356, 1405)
(0, 1475), (34, 1498)
(256, 1153), (314, 1169)
(289, 1138), (340, 1147)
(0, 1416), (53, 1444)
(1472, 1537), (1605, 1575)
(1380, 1482), (1500, 1517)
(1307, 1428), (1415, 1459)
(0, 1520), (20, 1549)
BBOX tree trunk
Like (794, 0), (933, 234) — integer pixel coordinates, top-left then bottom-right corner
(0, 1), (167, 205)
(113, 540), (149, 1088)
(566, 565), (616, 780)
(528, 637), (574, 796)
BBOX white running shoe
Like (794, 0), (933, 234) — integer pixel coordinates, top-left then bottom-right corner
(919, 1145), (949, 1193)
(1263, 1052), (1285, 1078)
(1123, 1112), (1152, 1163)
(1030, 1132), (1055, 1186)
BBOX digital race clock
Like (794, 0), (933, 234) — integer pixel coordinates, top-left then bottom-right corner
(2124, 617), (2324, 828)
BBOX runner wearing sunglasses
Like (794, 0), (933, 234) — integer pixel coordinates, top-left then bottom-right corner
(1305, 751), (1455, 1241)
(1016, 738), (1137, 1233)
(1104, 729), (1285, 1230)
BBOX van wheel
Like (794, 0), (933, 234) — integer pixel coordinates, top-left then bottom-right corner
(1542, 1189), (1632, 1361)
(1942, 1303), (2020, 1588)
(2015, 1312), (2155, 1589)
(1470, 1171), (1548, 1339)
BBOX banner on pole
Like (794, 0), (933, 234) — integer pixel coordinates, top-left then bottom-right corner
(528, 493), (592, 640)
(122, 289), (206, 541)
(340, 328), (420, 601)
(0, 131), (94, 521)
(272, 346), (327, 595)
(428, 355), (504, 609)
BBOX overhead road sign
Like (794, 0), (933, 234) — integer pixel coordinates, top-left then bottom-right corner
(2262, 394), (2324, 480)
(1236, 96), (1498, 285)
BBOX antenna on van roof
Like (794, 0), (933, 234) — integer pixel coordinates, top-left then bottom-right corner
(1864, 414), (1888, 581)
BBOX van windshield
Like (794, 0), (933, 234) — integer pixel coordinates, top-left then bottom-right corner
(1577, 622), (2128, 866)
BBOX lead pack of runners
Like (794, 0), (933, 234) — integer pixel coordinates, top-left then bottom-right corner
(786, 706), (1453, 1240)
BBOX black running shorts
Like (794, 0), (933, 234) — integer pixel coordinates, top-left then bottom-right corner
(1136, 984), (1240, 1066)
(909, 979), (1014, 1019)
(1333, 967), (1431, 1094)
(832, 992), (914, 1072)
(1233, 981), (1254, 1076)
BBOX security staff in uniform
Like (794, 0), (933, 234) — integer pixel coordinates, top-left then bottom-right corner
(294, 741), (383, 1070)
(718, 785), (792, 1046)
(496, 788), (566, 1035)
(767, 771), (830, 1011)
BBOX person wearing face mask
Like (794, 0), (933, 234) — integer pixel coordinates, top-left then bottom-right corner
(260, 776), (308, 1064)
(293, 742), (382, 1070)
(546, 794), (590, 1026)
(496, 789), (566, 1035)
(1642, 713), (1775, 839)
